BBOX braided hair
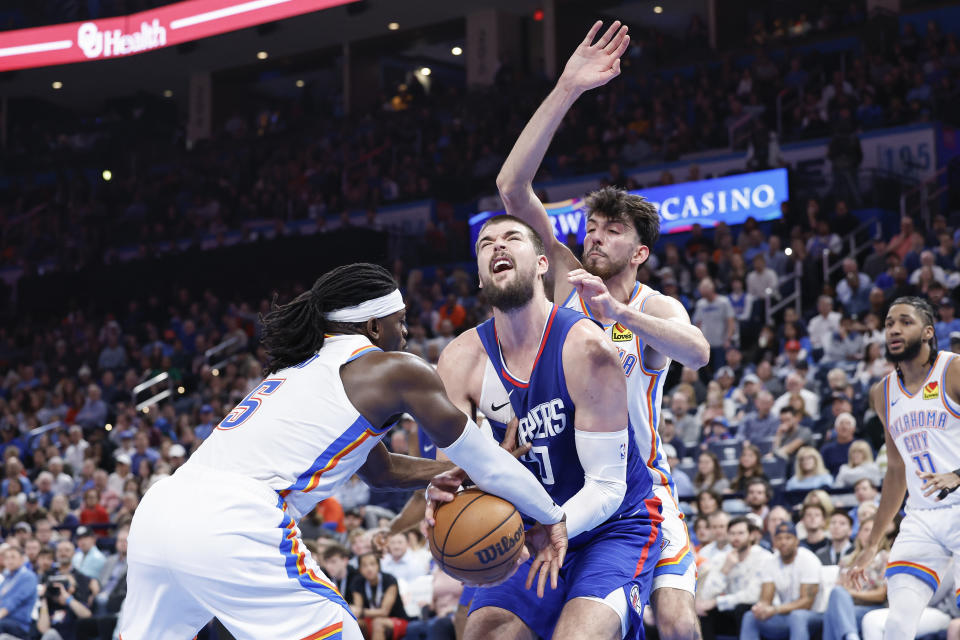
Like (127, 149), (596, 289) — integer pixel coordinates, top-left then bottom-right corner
(260, 263), (398, 374)
(888, 296), (938, 379)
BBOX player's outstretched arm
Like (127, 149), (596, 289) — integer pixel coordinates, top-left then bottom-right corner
(554, 320), (630, 540)
(851, 381), (906, 587)
(568, 270), (710, 369)
(496, 21), (629, 299)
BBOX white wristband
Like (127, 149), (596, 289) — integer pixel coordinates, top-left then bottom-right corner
(440, 418), (564, 525)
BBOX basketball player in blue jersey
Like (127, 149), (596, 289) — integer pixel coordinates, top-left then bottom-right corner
(495, 20), (710, 640)
(119, 263), (567, 640)
(431, 215), (663, 640)
(849, 297), (960, 639)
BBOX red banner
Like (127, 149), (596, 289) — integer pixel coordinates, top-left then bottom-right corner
(0, 0), (357, 71)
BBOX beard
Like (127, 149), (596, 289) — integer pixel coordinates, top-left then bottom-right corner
(886, 334), (924, 362)
(481, 269), (536, 312)
(583, 249), (632, 280)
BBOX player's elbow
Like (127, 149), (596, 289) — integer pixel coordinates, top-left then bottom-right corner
(690, 336), (711, 369)
(496, 172), (531, 202)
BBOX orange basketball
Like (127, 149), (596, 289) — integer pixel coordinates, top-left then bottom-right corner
(428, 488), (526, 584)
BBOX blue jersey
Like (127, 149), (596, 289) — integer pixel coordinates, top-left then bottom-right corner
(417, 425), (436, 460)
(475, 305), (656, 548)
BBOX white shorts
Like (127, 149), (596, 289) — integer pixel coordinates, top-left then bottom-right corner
(119, 464), (361, 640)
(651, 484), (697, 595)
(886, 503), (960, 598)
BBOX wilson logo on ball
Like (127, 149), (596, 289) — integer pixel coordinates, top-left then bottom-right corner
(474, 525), (524, 564)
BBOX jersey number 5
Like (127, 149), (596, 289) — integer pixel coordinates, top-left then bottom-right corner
(218, 379), (285, 430)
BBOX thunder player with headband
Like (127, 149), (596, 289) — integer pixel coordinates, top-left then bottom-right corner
(850, 296), (960, 639)
(431, 215), (663, 640)
(495, 19), (710, 639)
(119, 263), (567, 640)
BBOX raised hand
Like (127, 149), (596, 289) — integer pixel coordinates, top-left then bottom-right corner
(568, 268), (621, 320)
(424, 467), (467, 526)
(559, 21), (630, 94)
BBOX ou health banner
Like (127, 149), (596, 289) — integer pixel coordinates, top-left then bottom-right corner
(0, 0), (357, 71)
(469, 168), (788, 250)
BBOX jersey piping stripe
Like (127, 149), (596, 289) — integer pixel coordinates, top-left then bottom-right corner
(276, 496), (353, 616)
(633, 496), (663, 578)
(940, 353), (960, 418)
(655, 539), (692, 568)
(281, 416), (387, 496)
(882, 374), (891, 433)
(494, 305), (558, 389)
(642, 368), (671, 488)
(345, 345), (382, 363)
(300, 622), (343, 640)
(885, 561), (940, 592)
(895, 352), (942, 398)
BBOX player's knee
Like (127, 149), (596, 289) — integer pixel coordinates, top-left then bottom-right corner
(653, 590), (700, 640)
(655, 615), (701, 640)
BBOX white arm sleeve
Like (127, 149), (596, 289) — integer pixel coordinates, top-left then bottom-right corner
(561, 428), (628, 539)
(440, 419), (565, 525)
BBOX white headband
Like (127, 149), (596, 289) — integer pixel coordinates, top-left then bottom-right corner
(324, 290), (405, 323)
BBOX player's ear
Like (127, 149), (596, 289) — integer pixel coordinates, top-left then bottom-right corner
(632, 244), (649, 267)
(364, 318), (381, 342)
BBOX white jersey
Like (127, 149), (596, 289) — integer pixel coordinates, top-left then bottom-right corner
(188, 334), (392, 520)
(562, 281), (674, 491)
(884, 351), (960, 510)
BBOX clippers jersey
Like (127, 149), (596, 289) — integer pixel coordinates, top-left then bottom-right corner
(475, 305), (656, 548)
(883, 351), (960, 510)
(562, 282), (675, 492)
(187, 334), (394, 521)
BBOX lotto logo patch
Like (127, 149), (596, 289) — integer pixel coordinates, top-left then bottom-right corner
(630, 584), (642, 615)
(611, 323), (633, 342)
(923, 381), (940, 400)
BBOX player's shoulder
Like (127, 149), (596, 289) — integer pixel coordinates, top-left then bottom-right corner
(356, 350), (436, 382)
(563, 318), (619, 366)
(868, 373), (892, 412)
(436, 328), (486, 377)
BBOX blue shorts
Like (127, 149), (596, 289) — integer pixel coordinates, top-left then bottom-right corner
(469, 511), (662, 640)
(458, 585), (477, 607)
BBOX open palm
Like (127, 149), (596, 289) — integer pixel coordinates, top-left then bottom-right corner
(560, 20), (630, 93)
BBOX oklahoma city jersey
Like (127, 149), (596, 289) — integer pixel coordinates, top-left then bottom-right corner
(883, 351), (960, 510)
(475, 305), (657, 549)
(188, 334), (393, 520)
(562, 282), (675, 493)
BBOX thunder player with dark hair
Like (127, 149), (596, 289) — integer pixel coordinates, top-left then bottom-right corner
(850, 296), (960, 639)
(495, 20), (710, 640)
(429, 215), (663, 640)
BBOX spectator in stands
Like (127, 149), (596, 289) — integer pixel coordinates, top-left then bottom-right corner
(729, 444), (768, 493)
(817, 511), (853, 566)
(78, 489), (109, 536)
(773, 373), (820, 420)
(701, 416), (735, 449)
(935, 298), (960, 347)
(0, 545), (36, 638)
(822, 314), (864, 368)
(746, 255), (779, 300)
(129, 434), (158, 476)
(83, 524), (128, 639)
(321, 545), (360, 611)
(194, 405), (217, 441)
(48, 495), (78, 535)
(833, 440), (882, 489)
(820, 413), (857, 476)
(822, 516), (888, 640)
(693, 278), (737, 369)
(744, 478), (772, 523)
(740, 521), (823, 640)
(670, 392), (701, 447)
(697, 516), (772, 639)
(63, 427), (89, 475)
(836, 258), (872, 317)
(756, 361), (785, 398)
(768, 407), (814, 462)
(350, 552), (409, 640)
(699, 511), (732, 571)
(739, 390), (779, 443)
(855, 342), (892, 387)
(887, 217), (923, 260)
(405, 565), (462, 640)
(798, 502), (830, 554)
(695, 452), (730, 495)
(380, 532), (429, 584)
(74, 386), (107, 430)
(71, 526), (106, 582)
(786, 447), (834, 492)
(658, 412), (687, 461)
(807, 296), (842, 354)
(696, 490), (722, 518)
(663, 444), (694, 498)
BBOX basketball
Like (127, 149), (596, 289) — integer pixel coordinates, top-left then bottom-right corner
(428, 488), (526, 584)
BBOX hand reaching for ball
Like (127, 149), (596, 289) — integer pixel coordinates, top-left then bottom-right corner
(524, 517), (568, 597)
(424, 467), (467, 526)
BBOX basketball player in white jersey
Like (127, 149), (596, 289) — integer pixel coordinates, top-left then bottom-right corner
(850, 297), (960, 639)
(119, 263), (567, 640)
(496, 20), (710, 639)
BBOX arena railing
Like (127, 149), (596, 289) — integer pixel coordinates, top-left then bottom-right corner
(205, 335), (243, 374)
(900, 163), (951, 231)
(819, 215), (882, 285)
(133, 371), (173, 413)
(764, 260), (803, 326)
